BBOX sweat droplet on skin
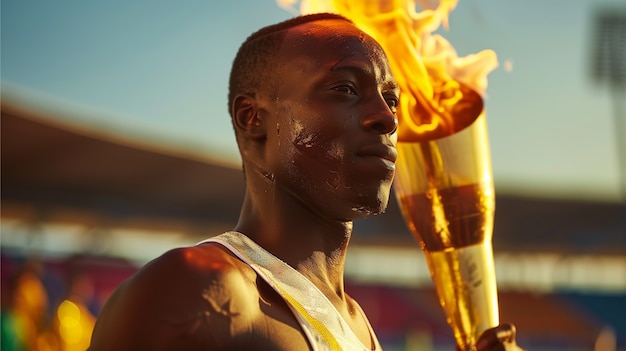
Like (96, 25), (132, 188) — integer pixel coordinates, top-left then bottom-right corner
(326, 140), (344, 160)
(325, 170), (341, 190)
(351, 206), (372, 216)
(291, 119), (314, 148)
(294, 132), (317, 148)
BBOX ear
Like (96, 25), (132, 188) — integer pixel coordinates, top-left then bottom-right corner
(232, 94), (266, 140)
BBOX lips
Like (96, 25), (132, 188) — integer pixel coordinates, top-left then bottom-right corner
(357, 143), (398, 164)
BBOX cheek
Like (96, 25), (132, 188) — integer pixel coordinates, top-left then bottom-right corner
(288, 116), (347, 168)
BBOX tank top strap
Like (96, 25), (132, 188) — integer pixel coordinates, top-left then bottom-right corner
(198, 231), (380, 351)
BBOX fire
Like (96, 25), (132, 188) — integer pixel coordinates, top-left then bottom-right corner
(277, 0), (498, 142)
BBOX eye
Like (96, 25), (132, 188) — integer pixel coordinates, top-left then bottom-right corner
(385, 94), (399, 114)
(332, 84), (357, 95)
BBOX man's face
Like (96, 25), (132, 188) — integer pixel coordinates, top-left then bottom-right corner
(262, 19), (399, 221)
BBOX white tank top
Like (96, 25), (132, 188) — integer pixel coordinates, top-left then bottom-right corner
(198, 231), (380, 351)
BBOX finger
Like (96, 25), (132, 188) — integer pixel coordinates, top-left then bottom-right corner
(476, 323), (516, 350)
(498, 323), (517, 343)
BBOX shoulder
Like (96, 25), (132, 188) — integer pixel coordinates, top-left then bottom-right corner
(89, 242), (261, 351)
(136, 242), (255, 290)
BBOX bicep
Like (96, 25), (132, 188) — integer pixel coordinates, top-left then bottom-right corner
(89, 281), (186, 350)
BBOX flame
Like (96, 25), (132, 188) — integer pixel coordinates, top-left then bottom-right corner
(277, 0), (498, 142)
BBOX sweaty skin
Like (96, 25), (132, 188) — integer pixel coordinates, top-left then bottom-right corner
(89, 17), (525, 351)
(89, 19), (397, 351)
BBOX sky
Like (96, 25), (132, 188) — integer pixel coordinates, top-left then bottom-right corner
(2, 0), (625, 202)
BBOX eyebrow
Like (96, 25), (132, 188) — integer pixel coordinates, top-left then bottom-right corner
(329, 63), (400, 92)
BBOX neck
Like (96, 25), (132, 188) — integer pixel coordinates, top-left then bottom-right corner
(235, 179), (354, 299)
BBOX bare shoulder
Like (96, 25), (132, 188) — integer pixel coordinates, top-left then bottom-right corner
(89, 242), (260, 351)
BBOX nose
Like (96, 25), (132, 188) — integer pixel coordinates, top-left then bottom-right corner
(362, 98), (398, 135)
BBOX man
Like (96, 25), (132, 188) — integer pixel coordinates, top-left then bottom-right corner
(89, 13), (524, 350)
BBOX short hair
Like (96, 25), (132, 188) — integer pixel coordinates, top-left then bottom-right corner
(227, 13), (353, 118)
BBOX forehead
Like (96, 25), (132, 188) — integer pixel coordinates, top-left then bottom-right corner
(278, 19), (392, 76)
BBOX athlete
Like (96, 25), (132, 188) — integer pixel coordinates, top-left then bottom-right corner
(89, 13), (524, 351)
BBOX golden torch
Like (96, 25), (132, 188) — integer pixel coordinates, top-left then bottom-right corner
(279, 1), (500, 349)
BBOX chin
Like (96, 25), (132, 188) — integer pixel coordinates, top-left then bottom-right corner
(350, 192), (390, 218)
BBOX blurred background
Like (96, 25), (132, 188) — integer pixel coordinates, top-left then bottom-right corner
(1, 0), (625, 350)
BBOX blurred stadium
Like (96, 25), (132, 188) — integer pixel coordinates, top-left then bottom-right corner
(2, 100), (624, 351)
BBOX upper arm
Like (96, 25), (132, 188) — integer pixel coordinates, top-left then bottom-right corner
(89, 245), (259, 351)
